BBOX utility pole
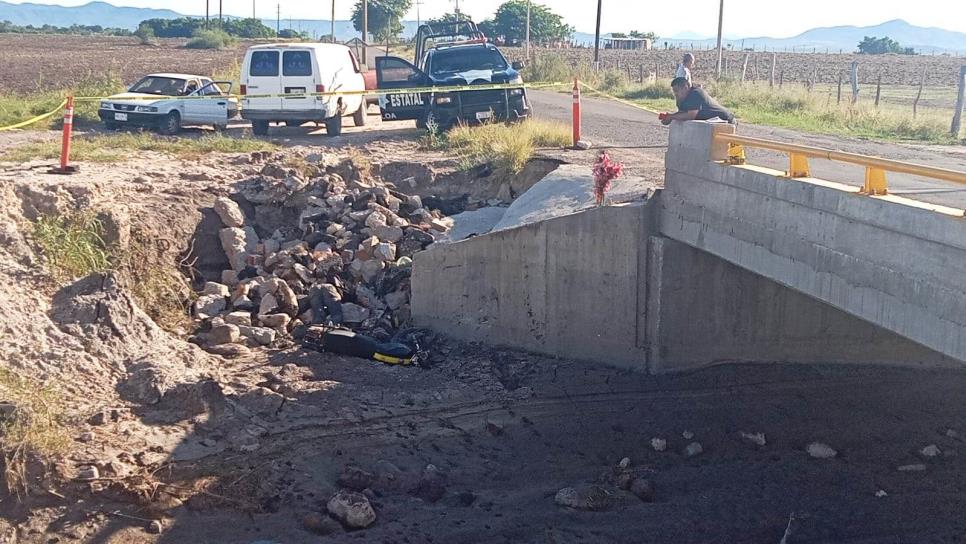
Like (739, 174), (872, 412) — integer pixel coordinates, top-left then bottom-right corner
(416, 0), (423, 27)
(276, 3), (280, 35)
(525, 0), (531, 60)
(593, 0), (602, 71)
(252, 0), (255, 20)
(219, 0), (223, 27)
(715, 0), (724, 78)
(362, 0), (368, 66)
(205, 0), (210, 28)
(331, 0), (336, 42)
(454, 0), (461, 17)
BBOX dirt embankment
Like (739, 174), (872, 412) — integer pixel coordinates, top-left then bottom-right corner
(4, 142), (966, 544)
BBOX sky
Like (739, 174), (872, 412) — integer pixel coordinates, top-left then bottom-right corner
(11, 0), (966, 37)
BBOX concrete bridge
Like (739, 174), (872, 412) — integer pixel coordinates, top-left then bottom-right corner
(412, 121), (966, 372)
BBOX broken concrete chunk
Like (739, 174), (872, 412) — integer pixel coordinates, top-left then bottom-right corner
(373, 243), (396, 262)
(259, 313), (291, 330)
(807, 442), (838, 459)
(238, 325), (276, 346)
(209, 324), (241, 346)
(201, 282), (230, 297)
(921, 444), (942, 458)
(224, 312), (252, 327)
(194, 294), (227, 318)
(214, 197), (246, 228)
(650, 438), (667, 452)
(341, 303), (370, 324)
(259, 293), (279, 316)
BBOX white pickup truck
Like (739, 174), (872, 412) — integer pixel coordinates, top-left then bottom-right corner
(98, 73), (238, 135)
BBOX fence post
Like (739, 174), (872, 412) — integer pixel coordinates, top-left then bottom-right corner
(914, 69), (925, 119)
(837, 73), (843, 104)
(779, 70), (784, 88)
(769, 53), (776, 87)
(850, 61), (860, 104)
(639, 64), (645, 84)
(874, 75), (882, 108)
(953, 65), (966, 137)
(741, 52), (750, 82)
(48, 96), (77, 176)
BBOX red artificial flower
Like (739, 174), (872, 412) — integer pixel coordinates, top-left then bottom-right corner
(593, 151), (624, 206)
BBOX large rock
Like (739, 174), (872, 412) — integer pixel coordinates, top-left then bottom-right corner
(374, 225), (404, 243)
(238, 325), (276, 346)
(194, 294), (227, 318)
(341, 303), (370, 324)
(220, 227), (258, 271)
(209, 324), (241, 345)
(214, 197), (246, 228)
(327, 490), (376, 529)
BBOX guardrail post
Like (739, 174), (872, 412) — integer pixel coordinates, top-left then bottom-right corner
(862, 167), (888, 195)
(786, 153), (810, 178)
(572, 78), (582, 148)
(48, 96), (77, 176)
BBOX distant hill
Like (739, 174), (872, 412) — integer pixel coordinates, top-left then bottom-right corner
(0, 0), (179, 28)
(664, 19), (966, 54)
(1, 3), (964, 54)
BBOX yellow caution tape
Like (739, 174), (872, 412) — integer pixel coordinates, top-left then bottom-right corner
(73, 81), (568, 103)
(0, 99), (67, 132)
(578, 82), (662, 115)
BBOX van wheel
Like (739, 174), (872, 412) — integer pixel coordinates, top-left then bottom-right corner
(325, 115), (343, 137)
(353, 102), (366, 127)
(252, 120), (270, 136)
(157, 111), (181, 135)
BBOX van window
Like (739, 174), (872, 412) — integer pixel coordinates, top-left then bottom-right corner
(250, 51), (279, 77)
(283, 51), (313, 76)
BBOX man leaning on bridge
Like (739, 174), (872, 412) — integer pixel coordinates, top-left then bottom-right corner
(659, 77), (735, 126)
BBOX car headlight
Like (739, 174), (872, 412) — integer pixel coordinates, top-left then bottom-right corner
(136, 106), (158, 113)
(510, 89), (524, 96)
(100, 101), (111, 109)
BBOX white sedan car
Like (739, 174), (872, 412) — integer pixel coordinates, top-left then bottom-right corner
(98, 73), (238, 135)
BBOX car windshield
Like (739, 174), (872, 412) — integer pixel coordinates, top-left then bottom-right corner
(128, 76), (189, 96)
(429, 47), (507, 76)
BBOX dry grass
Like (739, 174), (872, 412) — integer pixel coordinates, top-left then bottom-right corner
(434, 119), (571, 174)
(1, 132), (278, 164)
(31, 212), (112, 282)
(118, 231), (195, 332)
(0, 369), (71, 497)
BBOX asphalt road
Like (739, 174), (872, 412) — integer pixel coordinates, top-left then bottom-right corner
(528, 90), (966, 210)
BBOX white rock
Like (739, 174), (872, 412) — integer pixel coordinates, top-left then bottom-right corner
(618, 457), (631, 469)
(202, 282), (230, 297)
(650, 438), (667, 452)
(921, 444), (942, 458)
(875, 490), (888, 498)
(238, 326), (276, 346)
(224, 312), (252, 327)
(259, 313), (291, 330)
(194, 294), (227, 318)
(259, 293), (279, 316)
(365, 211), (388, 229)
(684, 442), (703, 457)
(341, 303), (370, 324)
(807, 442), (838, 459)
(682, 430), (694, 440)
(327, 490), (377, 529)
(214, 197), (246, 228)
(209, 324), (240, 345)
(374, 225), (404, 243)
(373, 243), (396, 262)
(740, 432), (767, 447)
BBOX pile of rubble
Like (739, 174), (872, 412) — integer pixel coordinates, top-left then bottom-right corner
(190, 155), (453, 352)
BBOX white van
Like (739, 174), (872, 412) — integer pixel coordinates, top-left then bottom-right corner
(240, 43), (367, 137)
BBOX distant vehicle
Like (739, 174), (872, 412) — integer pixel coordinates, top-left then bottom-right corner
(240, 43), (367, 137)
(375, 21), (531, 129)
(98, 73), (236, 135)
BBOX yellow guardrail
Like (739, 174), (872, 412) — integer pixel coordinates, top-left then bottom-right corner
(714, 133), (966, 195)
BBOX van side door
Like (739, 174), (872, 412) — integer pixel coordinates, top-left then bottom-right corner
(375, 56), (430, 122)
(244, 50), (283, 112)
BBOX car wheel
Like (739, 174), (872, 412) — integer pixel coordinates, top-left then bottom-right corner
(157, 111), (181, 135)
(325, 115), (343, 137)
(353, 102), (366, 127)
(252, 120), (270, 136)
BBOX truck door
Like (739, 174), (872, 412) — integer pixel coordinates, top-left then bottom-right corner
(280, 49), (317, 114)
(375, 57), (430, 121)
(244, 50), (282, 111)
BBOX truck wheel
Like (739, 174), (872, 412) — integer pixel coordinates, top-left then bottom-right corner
(157, 111), (181, 135)
(252, 120), (270, 136)
(325, 115), (343, 137)
(353, 102), (367, 127)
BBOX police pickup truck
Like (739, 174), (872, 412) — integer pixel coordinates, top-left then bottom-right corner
(375, 22), (530, 129)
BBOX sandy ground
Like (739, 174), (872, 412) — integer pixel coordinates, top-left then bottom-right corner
(2, 112), (966, 544)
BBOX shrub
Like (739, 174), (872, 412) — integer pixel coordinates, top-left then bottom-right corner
(134, 24), (156, 45)
(445, 119), (571, 174)
(31, 212), (112, 281)
(185, 29), (235, 50)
